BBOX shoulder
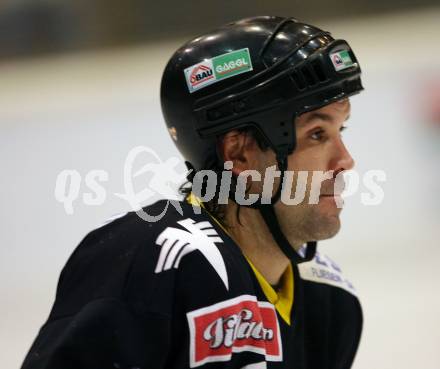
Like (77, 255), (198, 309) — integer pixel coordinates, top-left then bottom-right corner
(51, 199), (236, 318)
(50, 200), (203, 314)
(60, 199), (183, 277)
(68, 199), (208, 265)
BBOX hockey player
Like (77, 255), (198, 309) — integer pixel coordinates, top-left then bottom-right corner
(22, 16), (364, 369)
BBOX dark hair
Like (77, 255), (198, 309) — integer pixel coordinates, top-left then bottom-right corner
(179, 126), (270, 227)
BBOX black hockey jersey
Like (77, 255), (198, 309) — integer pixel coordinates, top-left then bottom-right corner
(22, 197), (362, 369)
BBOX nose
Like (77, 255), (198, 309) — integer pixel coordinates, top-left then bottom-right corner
(331, 138), (355, 174)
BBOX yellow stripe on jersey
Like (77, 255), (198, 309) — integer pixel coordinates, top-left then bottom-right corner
(186, 193), (294, 325)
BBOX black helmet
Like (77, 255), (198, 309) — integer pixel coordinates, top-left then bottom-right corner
(160, 15), (363, 173)
(160, 15), (364, 263)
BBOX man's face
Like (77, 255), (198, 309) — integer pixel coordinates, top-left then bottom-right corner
(221, 98), (354, 245)
(274, 98), (354, 244)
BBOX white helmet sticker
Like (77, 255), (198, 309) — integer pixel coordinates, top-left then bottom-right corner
(330, 50), (354, 71)
(184, 48), (253, 93)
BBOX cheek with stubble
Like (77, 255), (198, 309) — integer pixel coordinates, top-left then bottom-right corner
(279, 154), (345, 241)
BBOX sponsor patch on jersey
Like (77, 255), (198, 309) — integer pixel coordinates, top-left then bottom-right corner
(329, 49), (354, 71)
(298, 251), (357, 296)
(187, 295), (282, 368)
(184, 48), (253, 93)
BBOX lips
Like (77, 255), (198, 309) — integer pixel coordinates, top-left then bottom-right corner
(319, 179), (346, 197)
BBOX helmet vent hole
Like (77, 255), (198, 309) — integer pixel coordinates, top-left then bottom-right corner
(301, 67), (316, 86)
(207, 109), (222, 121)
(291, 71), (306, 90)
(312, 61), (328, 82)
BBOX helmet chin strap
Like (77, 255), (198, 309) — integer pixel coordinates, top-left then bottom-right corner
(247, 154), (317, 264)
(258, 203), (317, 264)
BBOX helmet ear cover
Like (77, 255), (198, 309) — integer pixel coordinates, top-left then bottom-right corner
(193, 38), (363, 161)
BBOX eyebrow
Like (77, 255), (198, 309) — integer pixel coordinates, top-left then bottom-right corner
(299, 112), (351, 127)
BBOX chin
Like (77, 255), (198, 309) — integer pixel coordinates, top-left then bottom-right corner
(276, 203), (342, 243)
(279, 212), (341, 245)
(306, 207), (342, 241)
(314, 221), (340, 241)
(313, 216), (341, 240)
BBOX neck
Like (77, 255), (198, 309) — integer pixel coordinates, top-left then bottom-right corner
(223, 201), (301, 286)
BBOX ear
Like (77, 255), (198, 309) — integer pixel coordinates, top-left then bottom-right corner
(217, 130), (259, 176)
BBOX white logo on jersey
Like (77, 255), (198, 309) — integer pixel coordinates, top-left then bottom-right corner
(298, 251), (357, 296)
(155, 218), (229, 290)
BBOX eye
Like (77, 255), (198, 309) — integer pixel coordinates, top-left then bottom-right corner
(310, 128), (325, 141)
